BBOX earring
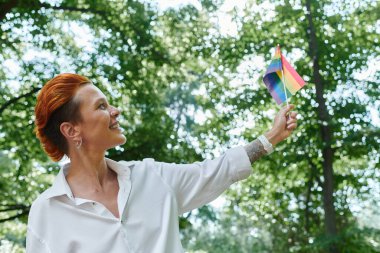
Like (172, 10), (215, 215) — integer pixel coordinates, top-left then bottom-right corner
(75, 138), (82, 149)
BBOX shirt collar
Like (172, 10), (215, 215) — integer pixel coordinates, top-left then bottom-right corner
(42, 158), (134, 201)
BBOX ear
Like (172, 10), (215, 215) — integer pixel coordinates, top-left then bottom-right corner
(60, 122), (81, 142)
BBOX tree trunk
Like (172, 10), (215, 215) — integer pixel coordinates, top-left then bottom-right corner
(305, 0), (339, 252)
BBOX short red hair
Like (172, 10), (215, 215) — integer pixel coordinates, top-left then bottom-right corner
(34, 73), (91, 161)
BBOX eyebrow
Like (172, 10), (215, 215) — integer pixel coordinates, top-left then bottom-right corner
(94, 97), (108, 105)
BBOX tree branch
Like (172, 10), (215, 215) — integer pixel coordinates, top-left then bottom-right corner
(306, 156), (323, 188)
(0, 205), (30, 223)
(304, 172), (313, 233)
(39, 3), (106, 15)
(0, 86), (40, 115)
(0, 204), (29, 212)
(0, 0), (19, 21)
(0, 0), (106, 23)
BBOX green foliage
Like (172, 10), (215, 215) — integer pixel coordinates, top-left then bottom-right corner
(0, 0), (379, 252)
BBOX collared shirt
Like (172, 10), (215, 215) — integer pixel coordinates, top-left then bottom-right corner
(26, 146), (252, 253)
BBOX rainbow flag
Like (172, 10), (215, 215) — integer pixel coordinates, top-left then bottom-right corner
(263, 46), (305, 105)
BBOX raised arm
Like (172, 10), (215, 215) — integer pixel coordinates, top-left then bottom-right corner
(244, 104), (298, 163)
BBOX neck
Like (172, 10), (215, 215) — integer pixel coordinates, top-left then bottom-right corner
(66, 149), (110, 193)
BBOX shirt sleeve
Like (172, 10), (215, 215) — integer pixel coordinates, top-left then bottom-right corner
(152, 146), (252, 214)
(26, 227), (51, 253)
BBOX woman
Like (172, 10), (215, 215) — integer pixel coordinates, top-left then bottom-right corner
(27, 73), (298, 253)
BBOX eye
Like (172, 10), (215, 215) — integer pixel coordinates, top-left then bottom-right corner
(98, 103), (107, 110)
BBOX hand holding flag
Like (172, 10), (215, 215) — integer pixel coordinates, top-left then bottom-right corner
(264, 104), (298, 146)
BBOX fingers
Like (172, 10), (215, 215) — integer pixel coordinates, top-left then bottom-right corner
(282, 104), (295, 114)
(286, 110), (298, 130)
(281, 104), (298, 122)
(289, 111), (297, 119)
(287, 123), (297, 130)
(286, 118), (297, 124)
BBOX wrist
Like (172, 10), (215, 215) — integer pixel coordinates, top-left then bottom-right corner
(258, 135), (274, 155)
(264, 130), (280, 146)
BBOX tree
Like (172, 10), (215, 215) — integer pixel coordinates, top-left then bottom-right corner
(181, 0), (379, 252)
(0, 0), (205, 249)
(0, 0), (379, 252)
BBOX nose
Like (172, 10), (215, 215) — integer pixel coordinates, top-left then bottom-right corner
(110, 106), (120, 117)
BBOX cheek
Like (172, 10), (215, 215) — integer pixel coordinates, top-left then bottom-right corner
(82, 114), (109, 135)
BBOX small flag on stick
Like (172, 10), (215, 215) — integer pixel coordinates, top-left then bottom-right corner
(263, 45), (305, 105)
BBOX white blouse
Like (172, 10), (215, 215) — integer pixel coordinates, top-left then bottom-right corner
(26, 146), (252, 253)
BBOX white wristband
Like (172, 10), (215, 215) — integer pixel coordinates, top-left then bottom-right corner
(258, 135), (274, 155)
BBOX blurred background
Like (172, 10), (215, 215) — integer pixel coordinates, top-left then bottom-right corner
(0, 0), (379, 252)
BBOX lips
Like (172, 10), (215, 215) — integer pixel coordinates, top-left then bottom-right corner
(109, 122), (119, 129)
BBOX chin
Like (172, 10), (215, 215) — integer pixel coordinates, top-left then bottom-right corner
(115, 135), (127, 146)
(104, 134), (127, 150)
(119, 136), (127, 145)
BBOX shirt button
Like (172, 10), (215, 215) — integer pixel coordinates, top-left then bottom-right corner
(92, 202), (96, 205)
